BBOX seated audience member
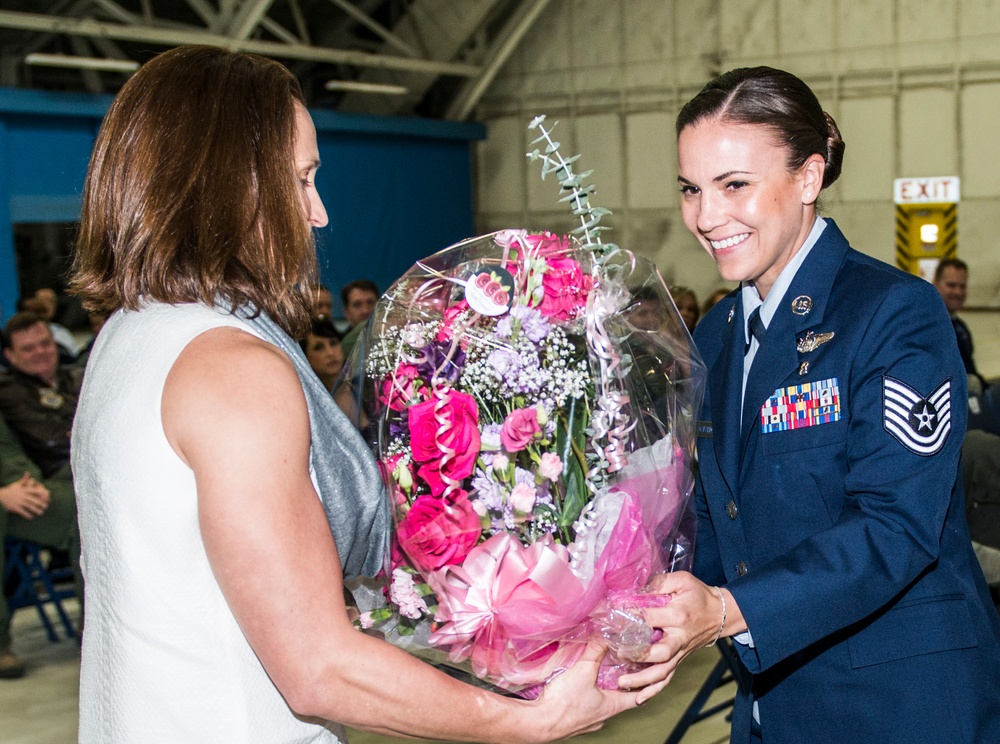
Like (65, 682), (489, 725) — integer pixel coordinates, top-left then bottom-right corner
(342, 279), (378, 329)
(701, 286), (734, 319)
(17, 292), (77, 364)
(669, 286), (700, 334)
(311, 283), (334, 319)
(74, 312), (108, 368)
(299, 317), (345, 392)
(962, 430), (1000, 586)
(0, 313), (83, 477)
(340, 279), (379, 360)
(0, 412), (80, 678)
(933, 258), (986, 392)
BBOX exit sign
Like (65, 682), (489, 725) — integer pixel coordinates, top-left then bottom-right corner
(893, 176), (960, 204)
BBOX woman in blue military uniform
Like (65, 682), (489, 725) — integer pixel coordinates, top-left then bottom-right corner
(650, 67), (1000, 742)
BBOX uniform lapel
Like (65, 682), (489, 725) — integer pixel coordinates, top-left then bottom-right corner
(712, 297), (745, 496)
(738, 220), (851, 466)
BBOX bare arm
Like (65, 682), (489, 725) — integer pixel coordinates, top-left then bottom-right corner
(162, 327), (642, 742)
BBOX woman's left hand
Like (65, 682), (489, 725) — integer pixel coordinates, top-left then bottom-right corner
(616, 572), (744, 691)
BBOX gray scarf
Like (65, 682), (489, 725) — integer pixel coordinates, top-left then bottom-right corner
(233, 303), (390, 580)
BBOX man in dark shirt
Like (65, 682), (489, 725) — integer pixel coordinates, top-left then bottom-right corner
(933, 258), (985, 389)
(0, 313), (83, 477)
(0, 313), (81, 677)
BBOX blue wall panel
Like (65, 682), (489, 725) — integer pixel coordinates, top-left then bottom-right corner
(5, 115), (97, 223)
(0, 86), (485, 325)
(314, 131), (477, 312)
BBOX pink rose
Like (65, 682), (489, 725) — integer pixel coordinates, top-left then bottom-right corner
(437, 300), (470, 343)
(539, 257), (593, 322)
(379, 364), (422, 411)
(501, 408), (540, 452)
(523, 232), (570, 257)
(495, 230), (570, 259)
(408, 390), (481, 496)
(397, 492), (482, 572)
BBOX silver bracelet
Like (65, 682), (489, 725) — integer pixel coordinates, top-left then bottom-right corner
(705, 586), (727, 647)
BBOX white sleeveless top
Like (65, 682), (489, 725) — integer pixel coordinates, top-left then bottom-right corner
(72, 302), (345, 744)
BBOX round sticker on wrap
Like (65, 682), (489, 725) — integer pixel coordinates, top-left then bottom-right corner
(465, 267), (515, 316)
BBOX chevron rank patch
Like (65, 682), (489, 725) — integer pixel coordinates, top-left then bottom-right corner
(883, 376), (951, 456)
(760, 378), (841, 433)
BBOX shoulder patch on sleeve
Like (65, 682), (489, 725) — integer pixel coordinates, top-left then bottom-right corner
(882, 376), (951, 456)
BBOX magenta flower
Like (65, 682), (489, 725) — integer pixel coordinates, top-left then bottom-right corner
(501, 408), (540, 452)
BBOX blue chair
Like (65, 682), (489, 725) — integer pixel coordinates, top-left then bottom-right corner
(3, 538), (77, 642)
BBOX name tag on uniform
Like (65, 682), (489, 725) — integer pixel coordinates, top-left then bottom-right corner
(760, 378), (841, 433)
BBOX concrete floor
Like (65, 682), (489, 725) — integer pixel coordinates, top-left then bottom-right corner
(0, 597), (734, 744)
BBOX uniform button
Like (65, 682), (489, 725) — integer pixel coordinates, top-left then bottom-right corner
(736, 561), (748, 576)
(726, 500), (738, 519)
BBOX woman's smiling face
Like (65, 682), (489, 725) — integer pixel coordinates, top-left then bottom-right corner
(677, 118), (824, 299)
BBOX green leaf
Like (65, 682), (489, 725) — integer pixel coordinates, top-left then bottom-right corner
(556, 396), (591, 531)
(559, 460), (588, 530)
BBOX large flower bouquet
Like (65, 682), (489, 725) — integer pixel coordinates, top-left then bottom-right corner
(344, 118), (706, 695)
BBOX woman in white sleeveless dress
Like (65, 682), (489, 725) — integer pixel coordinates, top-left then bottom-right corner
(69, 46), (676, 744)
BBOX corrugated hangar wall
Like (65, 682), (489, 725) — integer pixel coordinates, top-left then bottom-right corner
(473, 0), (1000, 309)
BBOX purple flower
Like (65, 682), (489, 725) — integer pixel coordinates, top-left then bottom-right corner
(479, 424), (501, 466)
(472, 468), (503, 511)
(416, 340), (466, 385)
(511, 306), (551, 343)
(495, 316), (514, 339)
(480, 423), (502, 450)
(514, 466), (535, 489)
(487, 348), (521, 380)
(388, 409), (409, 440)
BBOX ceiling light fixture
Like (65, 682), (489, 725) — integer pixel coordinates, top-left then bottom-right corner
(24, 53), (140, 73)
(324, 80), (408, 95)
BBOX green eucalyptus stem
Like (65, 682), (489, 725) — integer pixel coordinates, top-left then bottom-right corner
(526, 115), (618, 260)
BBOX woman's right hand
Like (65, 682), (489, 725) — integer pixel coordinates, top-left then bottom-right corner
(524, 642), (641, 742)
(0, 471), (50, 519)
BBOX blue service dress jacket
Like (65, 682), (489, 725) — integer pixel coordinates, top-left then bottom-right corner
(692, 220), (1000, 743)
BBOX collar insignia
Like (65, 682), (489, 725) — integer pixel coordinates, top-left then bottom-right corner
(791, 295), (813, 315)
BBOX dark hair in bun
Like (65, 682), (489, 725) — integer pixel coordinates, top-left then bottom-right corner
(676, 66), (845, 189)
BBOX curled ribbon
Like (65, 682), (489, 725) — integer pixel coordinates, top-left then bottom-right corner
(585, 270), (636, 474)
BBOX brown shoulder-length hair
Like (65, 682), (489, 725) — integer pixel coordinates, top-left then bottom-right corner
(72, 45), (317, 337)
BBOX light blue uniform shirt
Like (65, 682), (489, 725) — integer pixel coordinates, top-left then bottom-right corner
(736, 215), (826, 723)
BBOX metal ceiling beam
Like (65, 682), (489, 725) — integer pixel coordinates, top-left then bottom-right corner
(259, 16), (301, 46)
(89, 0), (137, 25)
(287, 0), (310, 45)
(228, 0), (275, 41)
(445, 0), (554, 120)
(182, 0), (218, 27)
(69, 35), (103, 93)
(325, 0), (418, 58)
(0, 9), (481, 77)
